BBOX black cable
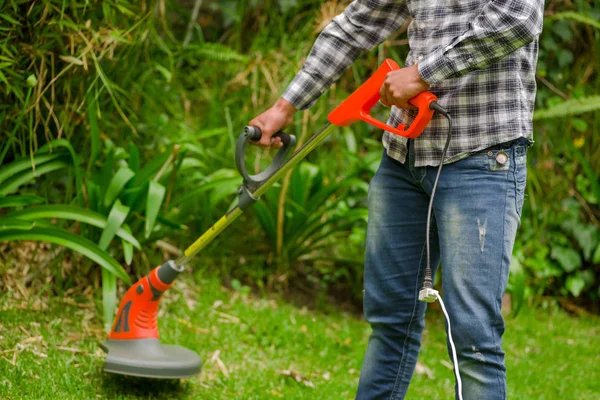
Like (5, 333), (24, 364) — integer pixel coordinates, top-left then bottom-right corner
(422, 102), (452, 290)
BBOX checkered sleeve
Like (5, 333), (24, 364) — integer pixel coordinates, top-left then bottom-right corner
(418, 0), (544, 84)
(282, 0), (409, 110)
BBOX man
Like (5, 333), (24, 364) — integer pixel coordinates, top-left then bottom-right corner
(249, 0), (544, 398)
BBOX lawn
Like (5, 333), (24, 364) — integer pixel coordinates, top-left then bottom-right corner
(0, 269), (598, 400)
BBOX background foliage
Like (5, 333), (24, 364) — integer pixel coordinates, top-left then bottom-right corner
(1, 0), (599, 325)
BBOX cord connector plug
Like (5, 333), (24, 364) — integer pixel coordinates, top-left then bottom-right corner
(418, 288), (438, 303)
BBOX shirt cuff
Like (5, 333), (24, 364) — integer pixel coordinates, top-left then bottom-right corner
(281, 69), (327, 111)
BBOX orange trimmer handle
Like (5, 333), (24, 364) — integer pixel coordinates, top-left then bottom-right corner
(327, 58), (438, 139)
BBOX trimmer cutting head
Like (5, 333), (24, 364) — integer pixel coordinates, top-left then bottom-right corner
(101, 338), (201, 379)
(101, 260), (202, 379)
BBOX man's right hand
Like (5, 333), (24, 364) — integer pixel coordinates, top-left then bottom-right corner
(248, 98), (297, 148)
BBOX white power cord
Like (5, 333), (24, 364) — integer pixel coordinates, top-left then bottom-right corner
(435, 290), (463, 400)
(420, 288), (463, 399)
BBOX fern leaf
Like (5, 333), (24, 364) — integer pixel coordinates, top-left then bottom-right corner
(186, 43), (248, 62)
(533, 96), (600, 120)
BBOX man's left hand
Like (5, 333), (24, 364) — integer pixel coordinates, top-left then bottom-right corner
(380, 64), (430, 109)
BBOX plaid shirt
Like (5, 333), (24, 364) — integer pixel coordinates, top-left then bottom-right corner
(282, 0), (544, 167)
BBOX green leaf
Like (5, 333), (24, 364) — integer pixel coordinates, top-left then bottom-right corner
(561, 219), (599, 261)
(508, 253), (526, 316)
(145, 181), (166, 238)
(154, 63), (172, 83)
(571, 118), (588, 133)
(0, 228), (130, 282)
(592, 243), (600, 264)
(0, 153), (63, 187)
(120, 184), (147, 212)
(290, 162), (320, 209)
(557, 49), (574, 68)
(6, 205), (140, 249)
(38, 139), (84, 206)
(550, 246), (582, 273)
(0, 195), (45, 208)
(0, 159), (71, 196)
(344, 129), (357, 154)
(551, 21), (574, 42)
(569, 145), (600, 211)
(98, 149), (116, 193)
(547, 11), (600, 30)
(99, 200), (131, 251)
(565, 274), (585, 297)
(252, 200), (277, 246)
(0, 218), (38, 230)
(122, 238), (134, 265)
(579, 270), (595, 286)
(87, 181), (101, 212)
(104, 167), (135, 207)
(134, 152), (171, 186)
(102, 269), (118, 333)
(128, 143), (140, 172)
(575, 226), (598, 262)
(156, 215), (188, 230)
(171, 177), (240, 206)
(533, 96), (600, 120)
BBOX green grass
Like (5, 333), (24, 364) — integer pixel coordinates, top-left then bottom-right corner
(0, 271), (599, 400)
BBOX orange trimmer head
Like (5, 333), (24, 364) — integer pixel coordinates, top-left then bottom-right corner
(100, 261), (202, 379)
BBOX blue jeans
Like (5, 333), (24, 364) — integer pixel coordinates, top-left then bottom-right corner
(356, 139), (528, 400)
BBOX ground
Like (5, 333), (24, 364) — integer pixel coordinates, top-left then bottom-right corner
(0, 269), (599, 400)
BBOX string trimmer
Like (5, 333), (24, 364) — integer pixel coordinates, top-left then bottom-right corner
(100, 59), (447, 379)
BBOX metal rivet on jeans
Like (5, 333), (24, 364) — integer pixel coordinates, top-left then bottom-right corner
(496, 151), (508, 165)
(487, 151), (493, 157)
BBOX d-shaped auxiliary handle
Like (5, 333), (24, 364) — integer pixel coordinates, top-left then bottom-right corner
(235, 126), (296, 190)
(328, 58), (438, 138)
